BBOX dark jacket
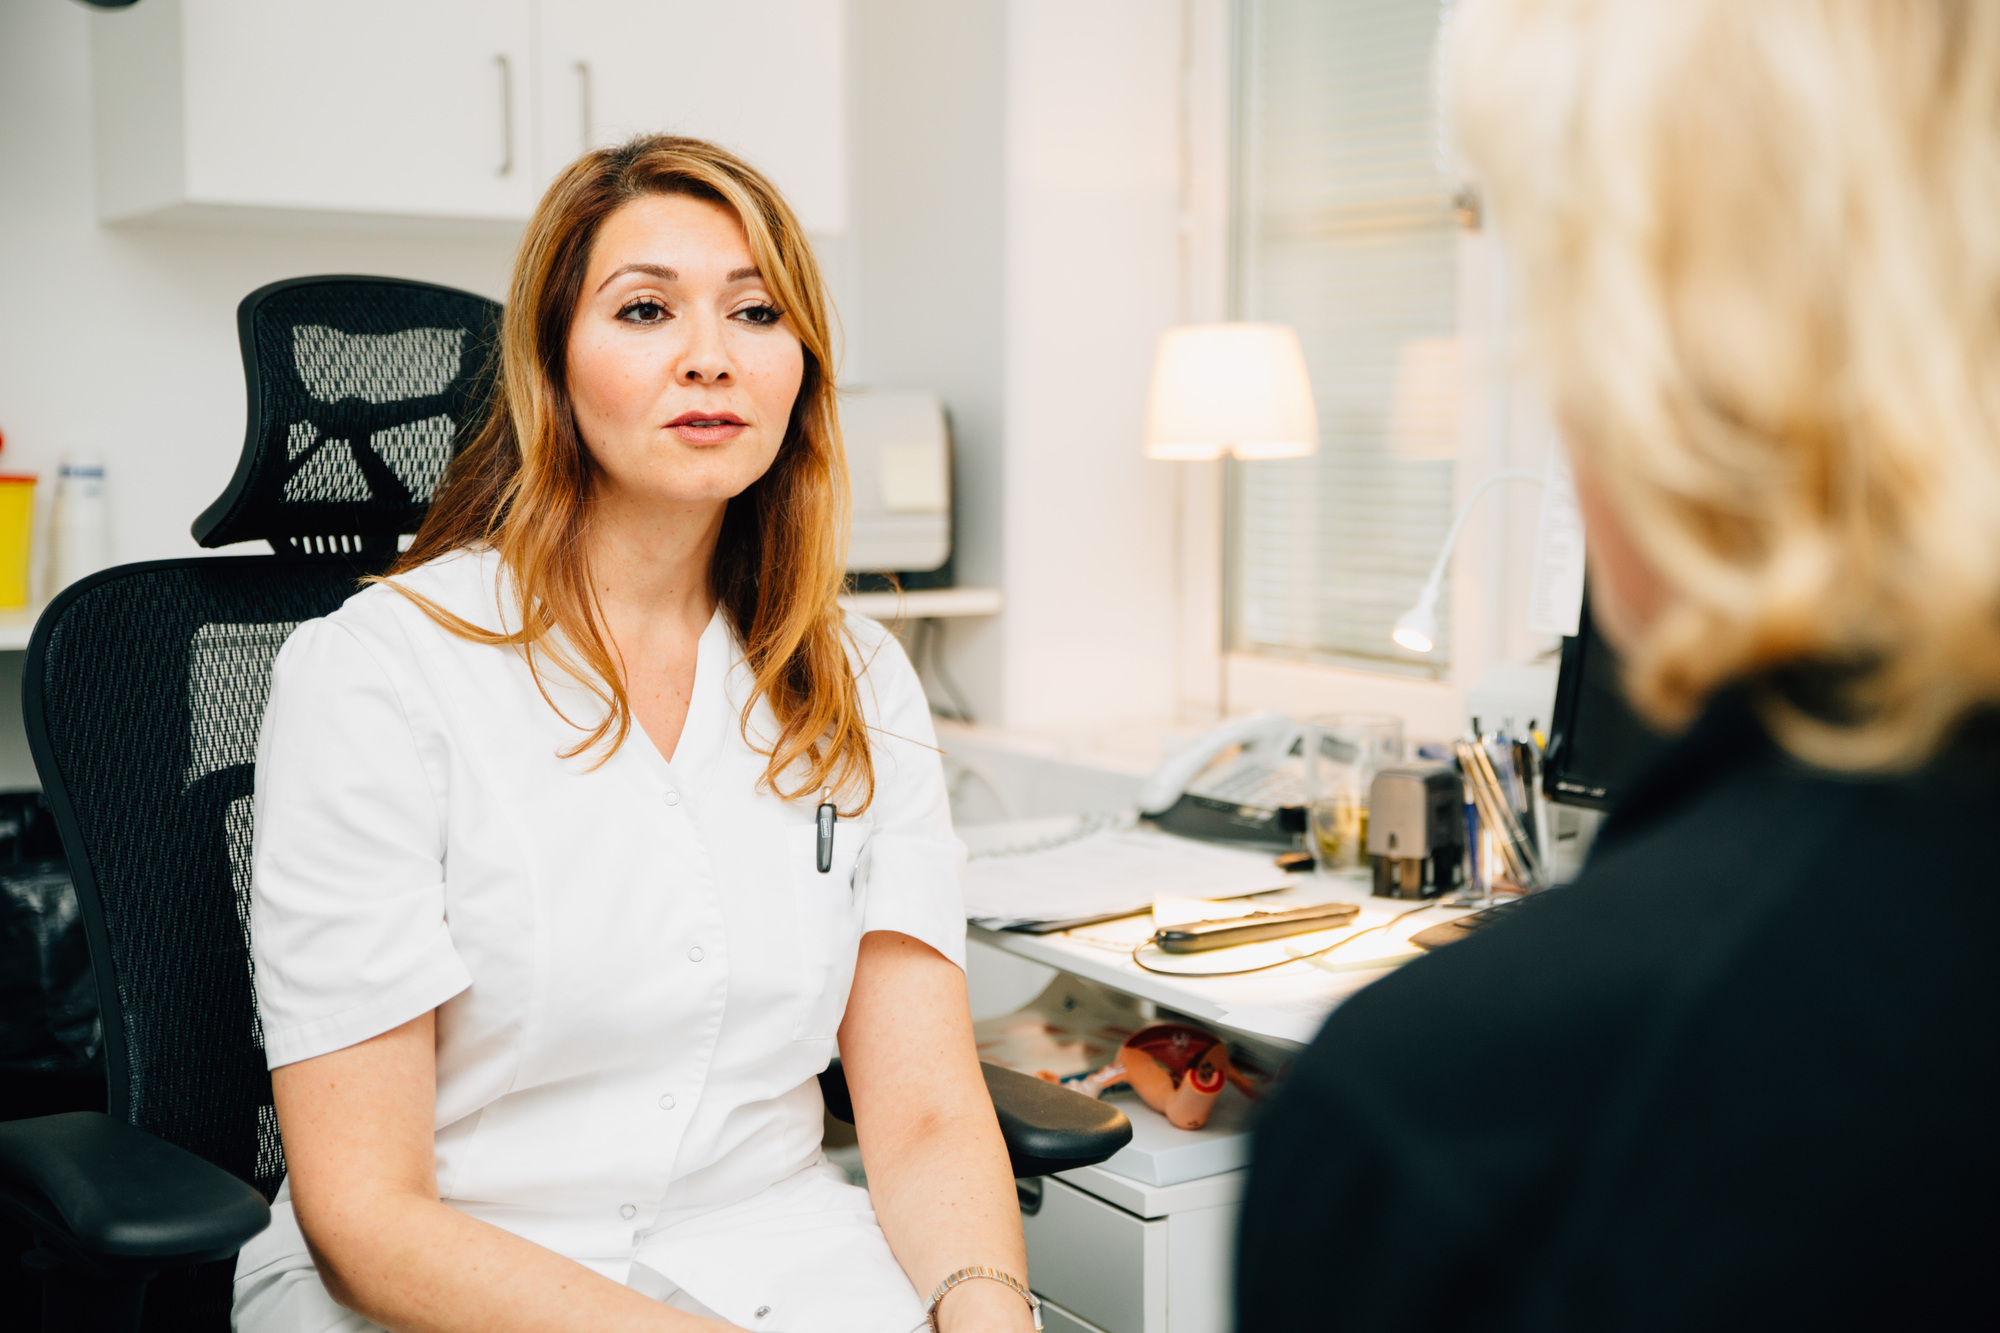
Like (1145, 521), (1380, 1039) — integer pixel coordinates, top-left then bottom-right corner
(1235, 696), (1998, 1331)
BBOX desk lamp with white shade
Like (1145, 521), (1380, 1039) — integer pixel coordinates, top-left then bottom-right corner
(1142, 321), (1317, 729)
(1143, 323), (1319, 461)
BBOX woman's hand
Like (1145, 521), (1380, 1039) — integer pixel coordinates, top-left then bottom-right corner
(273, 1011), (724, 1333)
(837, 931), (1038, 1333)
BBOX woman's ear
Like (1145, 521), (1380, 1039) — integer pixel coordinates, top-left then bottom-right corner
(1569, 446), (1669, 657)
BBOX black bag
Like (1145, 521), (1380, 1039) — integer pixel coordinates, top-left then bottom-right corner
(0, 792), (98, 1074)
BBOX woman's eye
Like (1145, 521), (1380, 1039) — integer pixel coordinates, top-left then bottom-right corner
(617, 299), (669, 324)
(735, 304), (783, 327)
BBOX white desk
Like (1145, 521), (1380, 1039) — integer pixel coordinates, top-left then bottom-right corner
(971, 870), (1475, 1050)
(971, 871), (1477, 1333)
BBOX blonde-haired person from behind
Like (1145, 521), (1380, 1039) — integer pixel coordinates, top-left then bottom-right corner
(1237, 3), (1998, 1329)
(232, 136), (1036, 1333)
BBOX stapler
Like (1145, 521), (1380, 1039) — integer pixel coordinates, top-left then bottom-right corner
(1366, 764), (1467, 899)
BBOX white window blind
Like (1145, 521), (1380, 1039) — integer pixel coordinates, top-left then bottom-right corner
(1231, 0), (1458, 674)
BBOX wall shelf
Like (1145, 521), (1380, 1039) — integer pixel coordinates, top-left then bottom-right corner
(0, 605), (42, 653)
(0, 587), (1003, 652)
(840, 586), (1003, 620)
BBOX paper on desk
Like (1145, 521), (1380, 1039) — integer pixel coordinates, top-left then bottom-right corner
(960, 822), (1291, 929)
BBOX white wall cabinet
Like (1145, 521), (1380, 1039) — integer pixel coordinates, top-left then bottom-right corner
(90, 0), (845, 234)
(534, 0), (845, 233)
(93, 0), (536, 229)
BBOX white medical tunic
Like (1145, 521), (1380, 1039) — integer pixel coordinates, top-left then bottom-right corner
(232, 548), (965, 1332)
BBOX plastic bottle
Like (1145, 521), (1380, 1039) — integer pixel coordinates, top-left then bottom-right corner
(46, 457), (110, 599)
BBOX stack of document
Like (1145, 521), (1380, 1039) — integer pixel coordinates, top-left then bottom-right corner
(960, 817), (1292, 931)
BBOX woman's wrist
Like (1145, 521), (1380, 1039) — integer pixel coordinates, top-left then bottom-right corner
(932, 1276), (1039, 1333)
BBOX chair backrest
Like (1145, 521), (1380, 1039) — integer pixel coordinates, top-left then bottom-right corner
(193, 275), (500, 558)
(24, 276), (500, 1329)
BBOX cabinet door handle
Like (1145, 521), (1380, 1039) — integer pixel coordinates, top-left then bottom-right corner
(575, 61), (594, 154)
(494, 54), (515, 177)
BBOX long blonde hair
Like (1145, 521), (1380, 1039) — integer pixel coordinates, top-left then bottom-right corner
(1446, 0), (2000, 769)
(383, 135), (873, 809)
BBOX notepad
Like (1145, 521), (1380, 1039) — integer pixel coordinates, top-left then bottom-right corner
(960, 819), (1292, 931)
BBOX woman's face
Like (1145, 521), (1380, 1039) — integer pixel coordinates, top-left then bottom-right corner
(565, 192), (805, 512)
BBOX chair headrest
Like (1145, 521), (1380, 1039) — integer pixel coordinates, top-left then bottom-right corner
(192, 276), (502, 557)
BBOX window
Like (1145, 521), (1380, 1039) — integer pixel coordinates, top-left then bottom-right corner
(1230, 0), (1459, 675)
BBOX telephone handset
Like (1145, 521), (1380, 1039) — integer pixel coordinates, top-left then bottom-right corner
(1138, 712), (1308, 849)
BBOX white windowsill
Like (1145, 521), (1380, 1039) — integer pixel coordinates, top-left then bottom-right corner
(1225, 651), (1467, 742)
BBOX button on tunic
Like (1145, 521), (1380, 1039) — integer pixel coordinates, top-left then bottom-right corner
(232, 549), (965, 1332)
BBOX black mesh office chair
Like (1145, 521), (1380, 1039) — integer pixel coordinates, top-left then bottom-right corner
(0, 276), (1129, 1333)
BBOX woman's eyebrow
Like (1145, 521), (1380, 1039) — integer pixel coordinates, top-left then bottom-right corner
(593, 263), (763, 293)
(596, 262), (676, 293)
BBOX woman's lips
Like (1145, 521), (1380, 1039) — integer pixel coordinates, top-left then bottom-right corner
(666, 412), (747, 444)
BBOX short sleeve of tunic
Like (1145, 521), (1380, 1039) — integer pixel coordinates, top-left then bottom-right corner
(849, 621), (968, 971)
(251, 616), (470, 1068)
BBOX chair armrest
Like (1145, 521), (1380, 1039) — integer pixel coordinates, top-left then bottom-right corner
(0, 1112), (271, 1276)
(818, 1060), (1134, 1179)
(979, 1063), (1133, 1177)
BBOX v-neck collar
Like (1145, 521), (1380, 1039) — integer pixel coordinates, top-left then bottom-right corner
(626, 603), (734, 782)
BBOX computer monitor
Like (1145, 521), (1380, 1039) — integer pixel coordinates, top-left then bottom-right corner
(1542, 590), (1665, 810)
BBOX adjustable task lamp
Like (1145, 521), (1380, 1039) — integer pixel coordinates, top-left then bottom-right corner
(1392, 469), (1544, 653)
(1144, 323), (1319, 460)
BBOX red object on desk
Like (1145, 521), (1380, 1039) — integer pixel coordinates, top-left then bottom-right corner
(1047, 1022), (1260, 1130)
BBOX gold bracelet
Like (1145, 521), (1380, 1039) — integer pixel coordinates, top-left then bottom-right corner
(923, 1265), (1043, 1332)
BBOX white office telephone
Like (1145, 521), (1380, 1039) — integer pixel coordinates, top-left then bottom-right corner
(1137, 712), (1308, 848)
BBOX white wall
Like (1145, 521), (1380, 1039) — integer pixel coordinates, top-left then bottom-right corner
(996, 0), (1182, 731)
(851, 0), (1009, 718)
(854, 0), (1188, 734)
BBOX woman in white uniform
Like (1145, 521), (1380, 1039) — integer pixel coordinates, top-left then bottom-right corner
(233, 136), (1036, 1333)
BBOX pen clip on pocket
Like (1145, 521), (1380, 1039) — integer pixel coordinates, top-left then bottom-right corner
(816, 788), (836, 873)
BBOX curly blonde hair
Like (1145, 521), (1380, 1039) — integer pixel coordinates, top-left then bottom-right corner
(1445, 0), (2000, 769)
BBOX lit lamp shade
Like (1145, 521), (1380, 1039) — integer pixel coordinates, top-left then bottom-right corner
(1143, 323), (1318, 461)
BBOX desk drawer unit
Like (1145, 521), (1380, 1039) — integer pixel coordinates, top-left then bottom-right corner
(1021, 1167), (1244, 1333)
(1022, 1176), (1166, 1333)
(1039, 1297), (1115, 1333)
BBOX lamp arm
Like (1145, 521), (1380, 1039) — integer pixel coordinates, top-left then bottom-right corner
(1412, 469), (1545, 604)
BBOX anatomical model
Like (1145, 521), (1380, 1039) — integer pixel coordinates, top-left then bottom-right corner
(1049, 1023), (1259, 1130)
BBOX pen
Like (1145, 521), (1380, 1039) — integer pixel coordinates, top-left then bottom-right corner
(816, 788), (835, 873)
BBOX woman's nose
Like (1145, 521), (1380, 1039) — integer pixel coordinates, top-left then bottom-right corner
(676, 312), (733, 384)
